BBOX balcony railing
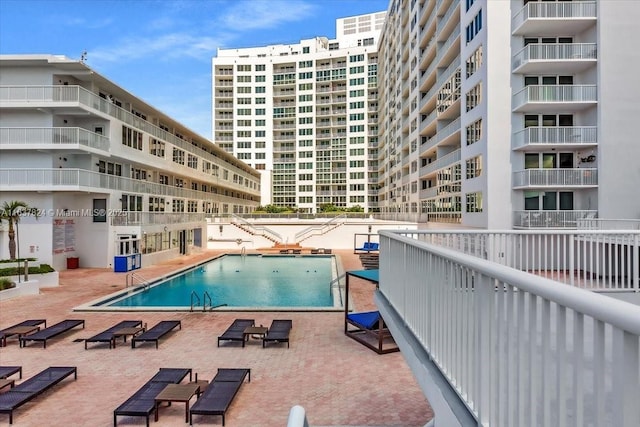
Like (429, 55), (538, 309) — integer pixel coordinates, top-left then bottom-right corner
(513, 209), (598, 229)
(111, 212), (206, 226)
(0, 85), (258, 182)
(512, 43), (597, 72)
(378, 229), (640, 426)
(0, 127), (110, 152)
(513, 85), (597, 111)
(512, 1), (597, 33)
(512, 126), (597, 149)
(513, 168), (597, 188)
(419, 149), (461, 177)
(0, 168), (252, 206)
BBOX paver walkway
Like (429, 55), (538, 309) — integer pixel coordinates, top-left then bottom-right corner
(0, 249), (432, 426)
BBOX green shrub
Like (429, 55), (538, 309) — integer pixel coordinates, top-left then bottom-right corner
(0, 264), (55, 277)
(0, 258), (37, 264)
(0, 278), (15, 290)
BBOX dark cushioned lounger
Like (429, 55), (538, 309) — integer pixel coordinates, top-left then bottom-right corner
(84, 320), (142, 349)
(189, 368), (250, 426)
(0, 366), (22, 379)
(0, 366), (77, 424)
(0, 319), (46, 347)
(263, 319), (293, 348)
(217, 319), (254, 347)
(19, 319), (84, 348)
(113, 367), (192, 427)
(131, 320), (181, 349)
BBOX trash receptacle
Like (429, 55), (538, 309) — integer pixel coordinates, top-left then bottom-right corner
(66, 257), (79, 269)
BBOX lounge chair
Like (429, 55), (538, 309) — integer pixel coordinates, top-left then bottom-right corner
(0, 366), (77, 424)
(131, 320), (181, 349)
(84, 320), (143, 349)
(354, 241), (379, 253)
(0, 319), (46, 347)
(19, 319), (84, 348)
(189, 368), (250, 426)
(113, 367), (192, 427)
(262, 319), (292, 348)
(0, 366), (22, 379)
(217, 319), (254, 347)
(345, 310), (398, 354)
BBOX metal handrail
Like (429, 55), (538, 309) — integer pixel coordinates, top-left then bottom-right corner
(190, 291), (201, 312)
(294, 214), (347, 242)
(126, 272), (151, 290)
(203, 291), (212, 312)
(329, 273), (346, 306)
(230, 214), (283, 243)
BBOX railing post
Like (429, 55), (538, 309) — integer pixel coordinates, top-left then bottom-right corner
(476, 272), (493, 424)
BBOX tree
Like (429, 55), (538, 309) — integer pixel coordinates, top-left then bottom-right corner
(0, 200), (38, 260)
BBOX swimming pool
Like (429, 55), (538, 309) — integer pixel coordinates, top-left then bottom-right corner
(82, 254), (343, 311)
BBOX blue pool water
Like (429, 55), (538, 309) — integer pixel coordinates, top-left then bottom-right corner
(106, 255), (335, 308)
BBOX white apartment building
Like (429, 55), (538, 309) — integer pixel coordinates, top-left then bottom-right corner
(212, 12), (386, 213)
(378, 0), (640, 228)
(0, 55), (261, 271)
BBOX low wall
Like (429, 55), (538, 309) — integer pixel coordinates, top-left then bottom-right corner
(0, 271), (59, 301)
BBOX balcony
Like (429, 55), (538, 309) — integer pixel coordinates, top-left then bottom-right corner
(378, 229), (640, 426)
(512, 126), (597, 150)
(513, 209), (598, 228)
(512, 43), (597, 74)
(419, 149), (460, 178)
(0, 127), (110, 152)
(0, 168), (252, 204)
(512, 1), (597, 36)
(513, 168), (597, 188)
(111, 212), (206, 226)
(513, 85), (597, 112)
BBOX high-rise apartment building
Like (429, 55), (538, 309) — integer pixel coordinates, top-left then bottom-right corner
(212, 12), (386, 212)
(0, 55), (261, 271)
(378, 0), (640, 228)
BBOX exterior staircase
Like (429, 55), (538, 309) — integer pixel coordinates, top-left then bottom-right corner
(359, 253), (379, 270)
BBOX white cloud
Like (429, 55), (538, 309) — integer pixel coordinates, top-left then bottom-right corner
(216, 0), (317, 31)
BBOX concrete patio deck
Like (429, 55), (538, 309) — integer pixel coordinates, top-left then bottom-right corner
(0, 249), (432, 427)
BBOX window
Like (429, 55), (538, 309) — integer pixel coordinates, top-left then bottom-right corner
(122, 125), (143, 150)
(466, 118), (482, 145)
(148, 197), (165, 212)
(237, 141), (251, 148)
(237, 130), (251, 137)
(172, 148), (185, 165)
(237, 86), (251, 93)
(349, 125), (365, 132)
(299, 83), (313, 91)
(524, 191), (574, 211)
(238, 153), (251, 159)
(255, 108), (265, 115)
(349, 89), (365, 97)
(299, 105), (313, 113)
(465, 156), (482, 179)
(149, 138), (165, 157)
(255, 130), (266, 137)
(349, 78), (365, 86)
(349, 113), (365, 121)
(256, 64), (265, 71)
(349, 66), (365, 74)
(237, 97), (251, 105)
(303, 46), (310, 54)
(466, 9), (482, 44)
(299, 60), (312, 68)
(92, 199), (107, 223)
(256, 75), (266, 82)
(466, 83), (482, 112)
(349, 101), (365, 109)
(236, 75), (251, 82)
(466, 45), (483, 78)
(237, 64), (251, 71)
(255, 86), (265, 93)
(299, 117), (313, 124)
(349, 54), (364, 62)
(237, 108), (251, 115)
(298, 128), (313, 135)
(299, 94), (313, 102)
(172, 199), (184, 212)
(299, 72), (313, 79)
(255, 119), (266, 126)
(121, 194), (143, 211)
(159, 174), (169, 185)
(187, 154), (197, 169)
(466, 192), (483, 212)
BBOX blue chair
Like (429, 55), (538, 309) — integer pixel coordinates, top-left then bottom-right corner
(355, 241), (379, 253)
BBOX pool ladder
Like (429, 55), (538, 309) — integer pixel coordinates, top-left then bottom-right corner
(190, 291), (227, 312)
(126, 272), (151, 291)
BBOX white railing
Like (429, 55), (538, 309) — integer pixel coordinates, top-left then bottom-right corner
(391, 229), (640, 291)
(578, 218), (640, 231)
(0, 127), (110, 151)
(420, 148), (461, 177)
(0, 85), (258, 188)
(0, 168), (247, 205)
(513, 168), (597, 187)
(512, 126), (597, 149)
(513, 1), (597, 29)
(111, 212), (206, 226)
(294, 214), (346, 243)
(513, 210), (598, 229)
(513, 85), (597, 109)
(230, 214), (282, 243)
(379, 229), (640, 426)
(512, 43), (597, 70)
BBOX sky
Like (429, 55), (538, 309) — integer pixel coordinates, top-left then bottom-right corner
(0, 0), (389, 139)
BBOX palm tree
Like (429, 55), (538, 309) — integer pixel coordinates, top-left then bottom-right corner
(0, 200), (38, 260)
